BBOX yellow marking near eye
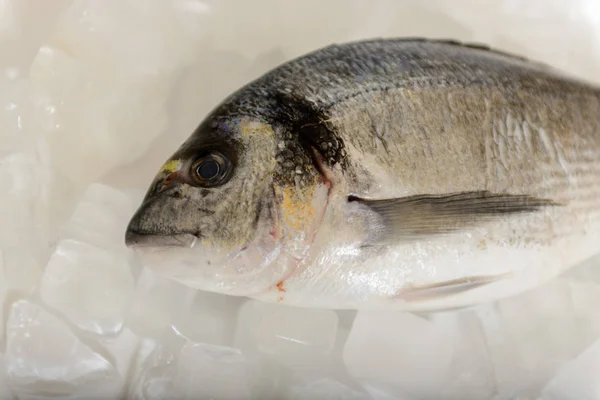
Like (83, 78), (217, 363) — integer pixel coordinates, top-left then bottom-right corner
(239, 120), (276, 139)
(160, 159), (182, 174)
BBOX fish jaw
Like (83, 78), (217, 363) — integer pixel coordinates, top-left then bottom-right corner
(125, 191), (294, 296)
(129, 235), (299, 296)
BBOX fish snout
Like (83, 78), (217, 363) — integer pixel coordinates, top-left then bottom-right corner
(125, 204), (198, 249)
(125, 187), (206, 249)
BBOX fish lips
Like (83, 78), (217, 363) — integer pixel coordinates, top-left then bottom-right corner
(125, 229), (198, 248)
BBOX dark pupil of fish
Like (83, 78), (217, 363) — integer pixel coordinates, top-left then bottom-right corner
(197, 159), (220, 180)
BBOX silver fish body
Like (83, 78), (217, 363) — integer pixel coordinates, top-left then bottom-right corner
(126, 39), (600, 311)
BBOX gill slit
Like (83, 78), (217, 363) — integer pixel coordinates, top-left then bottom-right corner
(273, 146), (334, 293)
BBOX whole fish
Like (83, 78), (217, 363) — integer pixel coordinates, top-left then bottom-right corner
(125, 38), (600, 311)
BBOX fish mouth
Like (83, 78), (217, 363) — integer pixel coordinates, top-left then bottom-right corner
(125, 229), (198, 248)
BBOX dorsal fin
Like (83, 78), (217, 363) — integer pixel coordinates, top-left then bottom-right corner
(344, 37), (535, 64)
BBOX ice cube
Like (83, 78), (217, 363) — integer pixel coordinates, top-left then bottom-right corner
(29, 45), (171, 184)
(540, 337), (600, 400)
(329, 310), (357, 370)
(344, 310), (494, 400)
(125, 267), (173, 340)
(562, 252), (600, 285)
(127, 267), (244, 344)
(0, 249), (43, 297)
(0, 0), (73, 71)
(170, 287), (244, 346)
(59, 183), (134, 253)
(28, 0), (213, 184)
(0, 77), (36, 154)
(40, 239), (135, 335)
(129, 338), (177, 400)
(175, 341), (255, 399)
(0, 152), (49, 251)
(361, 384), (412, 400)
(443, 310), (497, 397)
(0, 249), (43, 342)
(286, 378), (371, 400)
(131, 330), (255, 399)
(101, 328), (141, 380)
(234, 300), (339, 366)
(0, 354), (16, 399)
(50, 0), (211, 72)
(474, 278), (600, 398)
(5, 300), (122, 397)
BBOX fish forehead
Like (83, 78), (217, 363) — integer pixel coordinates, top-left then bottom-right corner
(150, 118), (279, 185)
(149, 118), (280, 202)
(171, 118), (273, 156)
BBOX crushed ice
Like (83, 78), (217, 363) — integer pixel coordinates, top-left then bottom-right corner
(0, 0), (599, 398)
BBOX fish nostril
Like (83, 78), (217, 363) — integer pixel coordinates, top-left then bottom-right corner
(157, 171), (179, 193)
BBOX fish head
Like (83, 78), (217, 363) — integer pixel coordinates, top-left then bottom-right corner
(125, 116), (329, 295)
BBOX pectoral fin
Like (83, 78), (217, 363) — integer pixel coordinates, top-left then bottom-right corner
(349, 191), (559, 245)
(395, 273), (510, 302)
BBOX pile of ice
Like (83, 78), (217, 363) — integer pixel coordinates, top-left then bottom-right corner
(1, 0), (600, 398)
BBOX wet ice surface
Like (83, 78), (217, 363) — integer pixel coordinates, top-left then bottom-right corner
(344, 311), (495, 400)
(235, 301), (339, 365)
(40, 239), (135, 335)
(5, 300), (122, 397)
(1, 0), (600, 398)
(540, 338), (600, 400)
(130, 333), (255, 400)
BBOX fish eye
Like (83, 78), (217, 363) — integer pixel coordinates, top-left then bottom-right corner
(190, 151), (231, 187)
